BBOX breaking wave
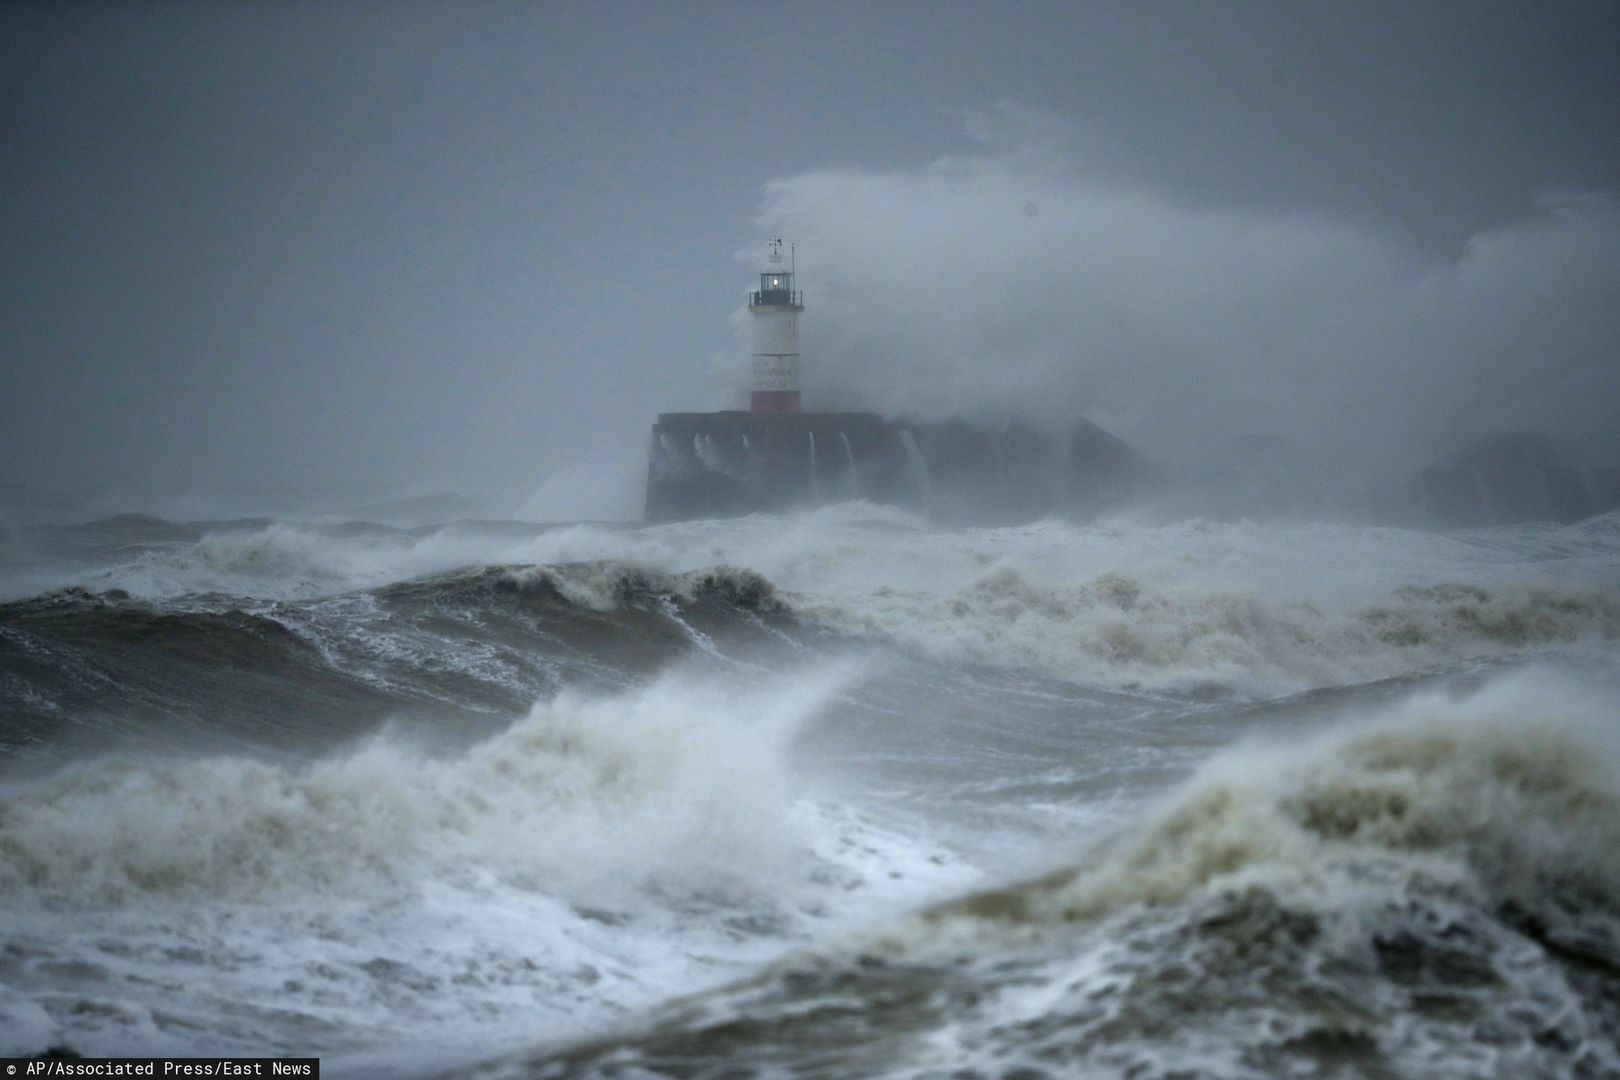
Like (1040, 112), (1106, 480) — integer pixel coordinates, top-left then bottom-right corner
(790, 570), (1620, 695)
(5, 556), (1615, 746)
(380, 561), (782, 615)
(0, 666), (846, 906)
(19, 507), (1618, 609)
(928, 664), (1620, 931)
(502, 665), (1620, 1079)
(3, 508), (1618, 1072)
(8, 510), (1620, 703)
(0, 563), (794, 754)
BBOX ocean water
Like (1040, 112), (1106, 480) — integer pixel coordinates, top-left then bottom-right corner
(0, 503), (1617, 1078)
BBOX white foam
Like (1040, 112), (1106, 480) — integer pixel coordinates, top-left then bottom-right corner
(17, 509), (1615, 699)
(903, 663), (1620, 943)
(33, 505), (1617, 597)
(0, 663), (979, 1063)
(532, 665), (1620, 1079)
(796, 571), (1620, 695)
(0, 664), (855, 905)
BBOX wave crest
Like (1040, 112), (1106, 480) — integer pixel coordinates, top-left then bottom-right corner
(933, 669), (1620, 931)
(485, 561), (781, 614)
(505, 668), (1620, 1079)
(0, 666), (846, 906)
(791, 568), (1620, 694)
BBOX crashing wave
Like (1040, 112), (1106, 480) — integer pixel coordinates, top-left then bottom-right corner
(0, 666), (847, 906)
(789, 568), (1620, 695)
(494, 667), (1620, 1079)
(378, 561), (782, 615)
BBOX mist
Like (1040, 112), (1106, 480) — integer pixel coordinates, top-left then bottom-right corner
(760, 105), (1620, 480)
(6, 7), (1620, 1072)
(3, 1), (1618, 523)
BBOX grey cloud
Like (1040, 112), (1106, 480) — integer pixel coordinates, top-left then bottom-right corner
(2, 2), (1615, 520)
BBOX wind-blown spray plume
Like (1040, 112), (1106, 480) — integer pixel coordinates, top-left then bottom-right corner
(756, 106), (1620, 478)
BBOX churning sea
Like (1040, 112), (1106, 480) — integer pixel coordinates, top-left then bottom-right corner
(2, 502), (1618, 1078)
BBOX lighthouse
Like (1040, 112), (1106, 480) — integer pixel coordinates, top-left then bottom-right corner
(748, 239), (803, 412)
(644, 242), (1158, 522)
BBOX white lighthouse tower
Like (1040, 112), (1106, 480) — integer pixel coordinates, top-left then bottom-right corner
(748, 239), (803, 413)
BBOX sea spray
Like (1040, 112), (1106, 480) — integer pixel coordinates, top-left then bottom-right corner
(0, 663), (852, 906)
(5, 508), (1620, 1074)
(918, 664), (1620, 934)
(12, 506), (1614, 614)
(490, 665), (1620, 1079)
(0, 658), (985, 1063)
(791, 569), (1620, 696)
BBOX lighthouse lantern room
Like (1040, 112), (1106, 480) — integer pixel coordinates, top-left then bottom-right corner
(748, 239), (804, 413)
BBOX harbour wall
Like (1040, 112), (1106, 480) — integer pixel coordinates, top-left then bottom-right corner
(644, 411), (1157, 523)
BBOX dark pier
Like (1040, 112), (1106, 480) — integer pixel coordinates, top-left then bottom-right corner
(644, 411), (1158, 523)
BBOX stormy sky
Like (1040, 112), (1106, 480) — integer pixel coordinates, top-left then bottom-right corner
(3, 1), (1617, 519)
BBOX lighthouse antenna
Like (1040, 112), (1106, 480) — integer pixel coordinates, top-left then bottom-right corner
(768, 238), (783, 264)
